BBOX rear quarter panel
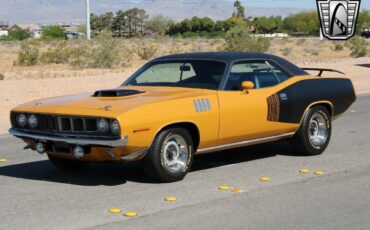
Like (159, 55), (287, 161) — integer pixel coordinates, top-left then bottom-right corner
(273, 76), (356, 123)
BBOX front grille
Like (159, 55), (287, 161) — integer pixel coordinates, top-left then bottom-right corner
(11, 112), (117, 137)
(57, 117), (98, 133)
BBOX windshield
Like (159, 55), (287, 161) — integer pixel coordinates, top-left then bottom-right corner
(123, 60), (226, 90)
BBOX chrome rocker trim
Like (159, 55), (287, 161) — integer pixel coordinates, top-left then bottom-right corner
(9, 128), (128, 147)
(197, 132), (295, 154)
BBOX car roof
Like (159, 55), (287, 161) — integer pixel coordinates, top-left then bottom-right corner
(153, 52), (309, 76)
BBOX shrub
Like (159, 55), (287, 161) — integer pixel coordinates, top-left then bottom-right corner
(0, 73), (4, 80)
(296, 38), (305, 45)
(345, 37), (368, 58)
(68, 44), (90, 68)
(42, 25), (65, 40)
(89, 39), (122, 68)
(281, 47), (291, 56)
(333, 43), (344, 51)
(281, 37), (289, 44)
(225, 26), (271, 52)
(182, 31), (197, 38)
(40, 42), (70, 64)
(69, 36), (131, 69)
(8, 29), (31, 41)
(137, 44), (158, 60)
(311, 50), (319, 56)
(14, 42), (39, 66)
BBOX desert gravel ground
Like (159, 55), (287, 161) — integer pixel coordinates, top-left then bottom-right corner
(0, 57), (369, 133)
(0, 95), (369, 230)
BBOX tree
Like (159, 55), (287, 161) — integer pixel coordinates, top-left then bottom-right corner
(90, 12), (113, 35)
(200, 17), (215, 32)
(255, 16), (282, 34)
(8, 28), (31, 40)
(233, 0), (246, 19)
(357, 10), (370, 34)
(112, 10), (127, 37)
(282, 11), (319, 35)
(42, 25), (65, 39)
(146, 15), (175, 34)
(138, 9), (149, 36)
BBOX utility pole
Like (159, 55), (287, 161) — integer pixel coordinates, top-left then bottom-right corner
(86, 0), (91, 40)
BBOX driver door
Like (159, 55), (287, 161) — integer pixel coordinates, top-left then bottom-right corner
(217, 60), (294, 146)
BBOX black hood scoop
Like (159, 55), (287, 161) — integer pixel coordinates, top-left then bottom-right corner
(93, 89), (144, 97)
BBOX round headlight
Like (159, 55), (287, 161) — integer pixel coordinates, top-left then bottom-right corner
(28, 114), (38, 128)
(97, 118), (109, 133)
(16, 114), (27, 127)
(111, 120), (120, 135)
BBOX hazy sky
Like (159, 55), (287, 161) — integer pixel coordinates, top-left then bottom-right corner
(0, 0), (368, 24)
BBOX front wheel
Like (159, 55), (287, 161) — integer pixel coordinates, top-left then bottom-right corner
(290, 106), (332, 155)
(48, 155), (89, 170)
(143, 128), (194, 183)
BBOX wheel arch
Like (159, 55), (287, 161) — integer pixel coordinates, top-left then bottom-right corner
(299, 100), (334, 124)
(156, 122), (201, 151)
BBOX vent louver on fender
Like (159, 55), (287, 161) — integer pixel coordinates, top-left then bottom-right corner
(93, 89), (144, 97)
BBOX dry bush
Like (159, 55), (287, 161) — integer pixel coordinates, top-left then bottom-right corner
(311, 50), (320, 56)
(296, 38), (305, 45)
(40, 41), (70, 64)
(225, 26), (271, 52)
(14, 42), (39, 66)
(281, 47), (291, 56)
(345, 37), (368, 58)
(332, 43), (344, 51)
(137, 43), (158, 60)
(69, 39), (132, 69)
(0, 73), (4, 80)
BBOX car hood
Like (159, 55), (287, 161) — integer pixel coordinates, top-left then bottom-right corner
(15, 86), (216, 115)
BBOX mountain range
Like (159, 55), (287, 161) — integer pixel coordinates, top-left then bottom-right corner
(0, 0), (309, 24)
(95, 0), (306, 20)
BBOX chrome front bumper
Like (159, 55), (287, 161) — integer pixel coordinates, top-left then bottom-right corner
(9, 128), (128, 147)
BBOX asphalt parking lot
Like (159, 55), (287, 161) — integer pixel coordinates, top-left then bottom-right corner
(0, 95), (369, 230)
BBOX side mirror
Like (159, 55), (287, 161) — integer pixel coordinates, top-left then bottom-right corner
(241, 81), (254, 93)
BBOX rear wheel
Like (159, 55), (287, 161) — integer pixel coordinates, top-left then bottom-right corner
(48, 155), (89, 170)
(143, 128), (194, 183)
(291, 106), (332, 155)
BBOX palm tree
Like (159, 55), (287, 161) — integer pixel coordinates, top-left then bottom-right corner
(233, 0), (246, 19)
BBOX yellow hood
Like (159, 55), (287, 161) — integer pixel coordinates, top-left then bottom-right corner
(13, 86), (216, 116)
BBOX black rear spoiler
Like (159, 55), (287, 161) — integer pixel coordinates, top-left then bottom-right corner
(301, 68), (346, 77)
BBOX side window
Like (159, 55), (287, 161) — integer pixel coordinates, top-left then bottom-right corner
(225, 61), (280, 91)
(135, 63), (195, 84)
(268, 62), (291, 83)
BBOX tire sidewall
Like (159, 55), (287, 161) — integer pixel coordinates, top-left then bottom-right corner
(301, 106), (332, 154)
(147, 128), (194, 182)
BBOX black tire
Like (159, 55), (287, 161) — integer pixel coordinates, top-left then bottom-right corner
(48, 155), (89, 170)
(290, 106), (332, 155)
(143, 128), (194, 183)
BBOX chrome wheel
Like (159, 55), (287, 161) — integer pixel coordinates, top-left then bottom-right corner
(308, 112), (328, 147)
(161, 134), (189, 173)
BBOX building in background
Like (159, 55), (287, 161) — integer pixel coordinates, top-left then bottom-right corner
(0, 21), (9, 30)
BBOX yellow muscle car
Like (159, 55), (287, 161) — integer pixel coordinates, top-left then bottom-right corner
(9, 52), (356, 182)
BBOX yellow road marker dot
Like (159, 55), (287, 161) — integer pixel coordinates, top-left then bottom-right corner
(231, 188), (243, 193)
(314, 171), (324, 176)
(218, 185), (229, 190)
(299, 168), (310, 173)
(0, 158), (7, 163)
(259, 177), (270, 181)
(108, 208), (122, 213)
(124, 211), (138, 217)
(350, 110), (356, 113)
(165, 196), (177, 202)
